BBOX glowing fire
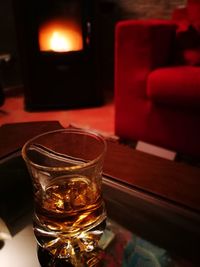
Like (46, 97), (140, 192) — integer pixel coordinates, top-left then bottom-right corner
(39, 20), (83, 52)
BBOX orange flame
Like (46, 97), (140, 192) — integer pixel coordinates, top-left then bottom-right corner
(39, 19), (83, 52)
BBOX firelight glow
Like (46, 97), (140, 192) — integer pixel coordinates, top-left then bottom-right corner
(39, 20), (83, 52)
(50, 31), (71, 52)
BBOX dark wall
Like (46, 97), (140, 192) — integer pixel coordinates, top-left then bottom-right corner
(116, 0), (186, 19)
(0, 0), (21, 89)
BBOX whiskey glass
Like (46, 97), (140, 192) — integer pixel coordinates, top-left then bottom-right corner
(22, 128), (107, 266)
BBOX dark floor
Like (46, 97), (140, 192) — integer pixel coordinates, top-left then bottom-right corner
(0, 90), (115, 136)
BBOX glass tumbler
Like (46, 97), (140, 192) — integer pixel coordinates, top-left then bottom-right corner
(22, 128), (107, 265)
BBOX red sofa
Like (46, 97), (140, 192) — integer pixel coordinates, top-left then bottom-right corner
(114, 2), (200, 157)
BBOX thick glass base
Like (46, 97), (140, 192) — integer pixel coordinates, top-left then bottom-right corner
(38, 246), (104, 267)
(36, 219), (106, 266)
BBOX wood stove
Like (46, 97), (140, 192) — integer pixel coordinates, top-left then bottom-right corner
(13, 0), (102, 110)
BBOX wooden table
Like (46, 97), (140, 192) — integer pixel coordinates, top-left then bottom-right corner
(1, 121), (200, 266)
(1, 121), (200, 215)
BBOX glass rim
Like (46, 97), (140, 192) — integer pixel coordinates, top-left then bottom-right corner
(21, 128), (107, 172)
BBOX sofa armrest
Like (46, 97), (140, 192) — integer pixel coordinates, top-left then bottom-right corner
(114, 19), (177, 98)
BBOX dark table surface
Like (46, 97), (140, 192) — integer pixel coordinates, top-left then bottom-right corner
(1, 168), (200, 266)
(1, 121), (200, 266)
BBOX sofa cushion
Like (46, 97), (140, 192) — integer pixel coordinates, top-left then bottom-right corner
(183, 48), (200, 66)
(147, 66), (200, 108)
(175, 25), (200, 65)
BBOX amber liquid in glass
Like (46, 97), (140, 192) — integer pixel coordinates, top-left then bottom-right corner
(33, 176), (106, 259)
